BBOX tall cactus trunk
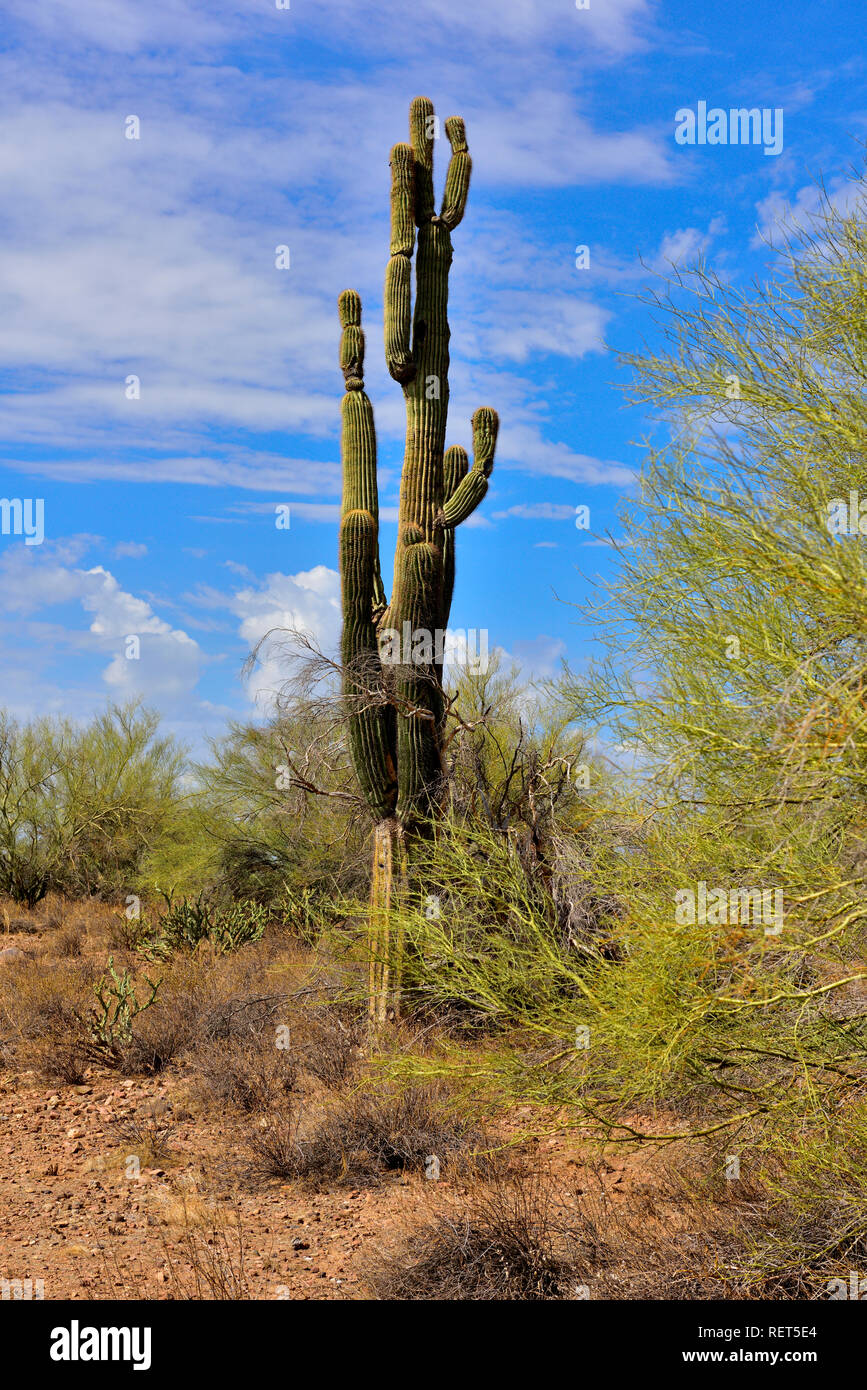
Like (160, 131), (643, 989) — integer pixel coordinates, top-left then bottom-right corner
(368, 818), (406, 1025)
(337, 97), (499, 1026)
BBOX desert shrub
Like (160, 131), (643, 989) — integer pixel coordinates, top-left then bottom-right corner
(178, 712), (369, 912)
(115, 1102), (176, 1164)
(369, 1168), (584, 1300)
(246, 1098), (304, 1179)
(369, 1161), (763, 1301)
(198, 991), (285, 1043)
(53, 922), (84, 957)
(116, 950), (287, 1075)
(0, 957), (96, 1081)
(739, 1105), (867, 1297)
(160, 1192), (250, 1301)
(190, 1035), (297, 1113)
(248, 1084), (483, 1186)
(121, 1001), (198, 1075)
(0, 702), (185, 904)
(0, 947), (270, 1079)
(390, 818), (609, 1035)
(293, 1005), (363, 1088)
(444, 657), (596, 841)
(106, 908), (156, 954)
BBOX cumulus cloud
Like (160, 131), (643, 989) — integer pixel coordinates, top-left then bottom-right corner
(474, 293), (610, 365)
(651, 216), (725, 272)
(226, 566), (342, 708)
(0, 542), (204, 710)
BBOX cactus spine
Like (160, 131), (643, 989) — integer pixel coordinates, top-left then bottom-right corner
(338, 98), (499, 1024)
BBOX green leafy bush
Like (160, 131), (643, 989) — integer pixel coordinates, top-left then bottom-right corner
(0, 701), (185, 904)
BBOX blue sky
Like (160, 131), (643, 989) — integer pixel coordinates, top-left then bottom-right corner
(0, 0), (862, 749)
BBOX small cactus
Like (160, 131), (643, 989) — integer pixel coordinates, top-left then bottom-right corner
(337, 98), (499, 1023)
(88, 955), (161, 1063)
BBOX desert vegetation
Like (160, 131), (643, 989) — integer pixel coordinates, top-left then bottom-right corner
(2, 115), (866, 1307)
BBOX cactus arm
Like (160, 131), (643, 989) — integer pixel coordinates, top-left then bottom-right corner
(338, 290), (396, 818)
(338, 290), (387, 614)
(441, 445), (468, 632)
(340, 511), (396, 816)
(439, 117), (471, 231)
(444, 444), (470, 504)
(409, 96), (436, 225)
(384, 143), (416, 384)
(440, 407), (499, 528)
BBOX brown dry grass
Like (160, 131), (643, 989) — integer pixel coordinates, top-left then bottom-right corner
(366, 1160), (756, 1300)
(246, 1082), (489, 1188)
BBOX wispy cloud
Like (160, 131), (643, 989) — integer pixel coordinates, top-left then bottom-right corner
(492, 503), (577, 521)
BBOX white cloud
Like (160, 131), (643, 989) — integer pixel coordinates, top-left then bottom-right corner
(492, 503), (577, 521)
(651, 218), (725, 272)
(0, 543), (204, 710)
(509, 635), (569, 679)
(496, 423), (634, 486)
(474, 293), (609, 364)
(227, 566), (342, 708)
(753, 176), (863, 248)
(4, 0), (656, 62)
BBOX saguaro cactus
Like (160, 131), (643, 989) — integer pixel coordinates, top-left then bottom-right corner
(338, 97), (499, 1024)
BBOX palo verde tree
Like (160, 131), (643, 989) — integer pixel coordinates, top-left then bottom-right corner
(337, 96), (499, 1022)
(558, 167), (867, 1135)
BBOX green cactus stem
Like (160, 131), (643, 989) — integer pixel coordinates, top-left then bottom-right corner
(337, 97), (500, 1024)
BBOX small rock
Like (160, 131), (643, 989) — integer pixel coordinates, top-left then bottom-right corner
(0, 947), (25, 965)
